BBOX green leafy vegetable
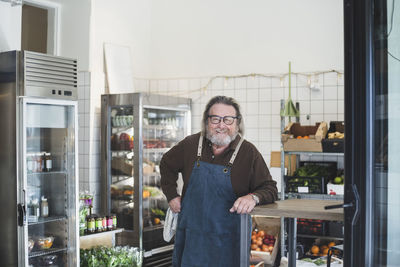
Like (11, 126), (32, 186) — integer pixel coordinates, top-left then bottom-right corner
(80, 246), (142, 267)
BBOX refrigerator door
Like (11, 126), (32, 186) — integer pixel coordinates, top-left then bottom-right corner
(21, 98), (78, 267)
(101, 93), (191, 260)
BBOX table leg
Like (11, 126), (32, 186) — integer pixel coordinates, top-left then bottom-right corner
(288, 218), (297, 267)
(240, 214), (251, 267)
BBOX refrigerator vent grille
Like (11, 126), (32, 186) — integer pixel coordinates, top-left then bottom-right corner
(24, 52), (77, 89)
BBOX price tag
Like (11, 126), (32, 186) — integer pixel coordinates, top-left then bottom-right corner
(297, 186), (309, 193)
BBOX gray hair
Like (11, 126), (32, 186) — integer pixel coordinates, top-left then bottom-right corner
(201, 95), (245, 135)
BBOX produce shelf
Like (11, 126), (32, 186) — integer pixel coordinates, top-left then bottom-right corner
(29, 247), (68, 258)
(297, 234), (344, 241)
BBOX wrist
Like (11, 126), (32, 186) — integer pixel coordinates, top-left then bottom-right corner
(248, 193), (260, 205)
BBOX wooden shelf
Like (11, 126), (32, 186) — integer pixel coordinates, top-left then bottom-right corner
(80, 228), (124, 249)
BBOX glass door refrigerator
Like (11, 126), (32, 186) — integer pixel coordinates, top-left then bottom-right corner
(101, 93), (191, 266)
(0, 51), (79, 267)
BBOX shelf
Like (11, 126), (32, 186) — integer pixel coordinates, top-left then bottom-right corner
(297, 234), (344, 241)
(27, 171), (67, 176)
(80, 228), (124, 241)
(144, 148), (170, 153)
(29, 247), (68, 258)
(284, 151), (344, 156)
(143, 224), (164, 232)
(28, 216), (66, 226)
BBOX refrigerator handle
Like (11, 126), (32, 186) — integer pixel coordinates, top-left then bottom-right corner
(17, 203), (26, 226)
(18, 189), (26, 226)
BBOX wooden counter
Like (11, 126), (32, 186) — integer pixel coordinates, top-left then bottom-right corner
(240, 199), (344, 267)
(252, 199), (344, 221)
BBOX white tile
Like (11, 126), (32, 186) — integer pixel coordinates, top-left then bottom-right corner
(259, 77), (271, 88)
(78, 100), (84, 114)
(259, 115), (272, 129)
(241, 103), (247, 116)
(235, 77), (247, 89)
(271, 128), (281, 142)
(310, 100), (324, 114)
(235, 88), (247, 100)
(223, 89), (235, 98)
(271, 77), (283, 88)
(324, 72), (338, 86)
(338, 100), (344, 113)
(84, 114), (90, 127)
(271, 88), (284, 101)
(259, 129), (271, 141)
(246, 115), (259, 128)
(78, 72), (84, 86)
(84, 85), (90, 99)
(271, 140), (281, 150)
(323, 100), (338, 114)
(324, 114), (338, 122)
(317, 74), (324, 87)
(271, 101), (281, 115)
(259, 88), (271, 102)
(310, 87), (323, 100)
(247, 89), (259, 102)
(92, 127), (100, 141)
(338, 85), (344, 100)
(297, 100), (310, 114)
(78, 127), (84, 142)
(284, 86), (297, 101)
(149, 80), (158, 91)
(258, 142), (272, 155)
(84, 99), (90, 113)
(324, 86), (338, 100)
(310, 114), (324, 125)
(299, 114), (312, 125)
(247, 102), (259, 115)
(338, 73), (344, 86)
(297, 87), (311, 101)
(246, 128), (259, 141)
(79, 156), (85, 169)
(271, 115), (281, 128)
(84, 141), (90, 155)
(247, 76), (259, 89)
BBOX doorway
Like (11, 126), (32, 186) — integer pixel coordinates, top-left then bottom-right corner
(21, 0), (59, 55)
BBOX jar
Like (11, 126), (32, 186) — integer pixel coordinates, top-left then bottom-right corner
(95, 215), (103, 233)
(102, 216), (107, 231)
(111, 214), (117, 230)
(107, 215), (113, 231)
(87, 215), (95, 234)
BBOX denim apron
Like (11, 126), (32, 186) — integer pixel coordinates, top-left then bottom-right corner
(172, 134), (245, 267)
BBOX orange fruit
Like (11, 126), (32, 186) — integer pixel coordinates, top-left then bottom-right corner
(251, 244), (258, 250)
(322, 247), (329, 255)
(154, 218), (160, 224)
(257, 230), (265, 238)
(328, 241), (336, 248)
(297, 136), (303, 139)
(143, 190), (150, 198)
(311, 245), (319, 254)
(303, 135), (310, 139)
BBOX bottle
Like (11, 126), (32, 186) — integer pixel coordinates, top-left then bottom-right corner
(41, 153), (46, 172)
(41, 196), (49, 217)
(32, 199), (40, 220)
(45, 153), (52, 172)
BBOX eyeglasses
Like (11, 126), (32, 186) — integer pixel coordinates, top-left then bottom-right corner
(208, 115), (239, 125)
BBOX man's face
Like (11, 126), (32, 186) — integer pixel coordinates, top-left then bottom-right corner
(206, 103), (239, 146)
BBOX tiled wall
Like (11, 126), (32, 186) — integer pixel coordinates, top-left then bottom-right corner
(78, 70), (345, 209)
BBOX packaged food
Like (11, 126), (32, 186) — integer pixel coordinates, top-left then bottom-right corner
(36, 236), (54, 249)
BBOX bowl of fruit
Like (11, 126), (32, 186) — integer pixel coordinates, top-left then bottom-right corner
(36, 236), (54, 250)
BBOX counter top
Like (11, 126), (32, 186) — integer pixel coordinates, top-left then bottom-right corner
(251, 199), (344, 221)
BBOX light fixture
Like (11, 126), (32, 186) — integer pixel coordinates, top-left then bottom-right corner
(0, 0), (22, 6)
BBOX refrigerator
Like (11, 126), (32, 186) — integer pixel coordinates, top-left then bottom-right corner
(0, 51), (79, 267)
(101, 93), (191, 266)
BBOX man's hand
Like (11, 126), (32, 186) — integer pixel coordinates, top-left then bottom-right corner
(229, 195), (256, 214)
(169, 196), (181, 213)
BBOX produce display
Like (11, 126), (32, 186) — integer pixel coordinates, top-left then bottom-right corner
(250, 230), (276, 253)
(80, 246), (142, 267)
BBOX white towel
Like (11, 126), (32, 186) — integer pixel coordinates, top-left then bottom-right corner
(163, 208), (178, 242)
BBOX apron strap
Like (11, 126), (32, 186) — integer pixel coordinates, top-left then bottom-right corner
(228, 134), (244, 166)
(197, 133), (245, 166)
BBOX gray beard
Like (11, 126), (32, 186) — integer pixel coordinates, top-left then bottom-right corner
(206, 130), (238, 147)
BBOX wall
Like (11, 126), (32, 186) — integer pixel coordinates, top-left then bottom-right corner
(149, 0), (344, 78)
(0, 2), (22, 52)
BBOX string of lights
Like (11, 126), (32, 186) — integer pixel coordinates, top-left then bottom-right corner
(141, 69), (344, 97)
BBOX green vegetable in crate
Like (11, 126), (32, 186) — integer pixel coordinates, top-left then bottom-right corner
(294, 165), (333, 178)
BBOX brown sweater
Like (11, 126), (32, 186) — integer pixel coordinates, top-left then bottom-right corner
(160, 132), (278, 205)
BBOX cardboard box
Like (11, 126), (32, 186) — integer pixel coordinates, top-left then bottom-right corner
(281, 122), (328, 152)
(270, 151), (297, 175)
(250, 216), (280, 265)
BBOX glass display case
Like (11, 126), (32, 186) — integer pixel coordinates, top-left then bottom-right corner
(101, 93), (191, 264)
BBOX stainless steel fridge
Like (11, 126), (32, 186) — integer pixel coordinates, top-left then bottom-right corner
(101, 93), (191, 266)
(0, 51), (79, 267)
